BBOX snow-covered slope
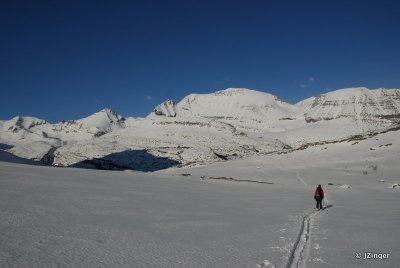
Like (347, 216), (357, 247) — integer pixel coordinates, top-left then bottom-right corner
(273, 87), (400, 146)
(0, 116), (48, 141)
(150, 88), (298, 122)
(304, 87), (400, 126)
(1, 87), (399, 171)
(54, 108), (126, 137)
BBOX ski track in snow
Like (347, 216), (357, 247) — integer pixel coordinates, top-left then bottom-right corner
(284, 171), (325, 268)
(256, 209), (320, 268)
(295, 171), (308, 186)
(273, 165), (308, 187)
(285, 210), (318, 268)
(257, 170), (316, 268)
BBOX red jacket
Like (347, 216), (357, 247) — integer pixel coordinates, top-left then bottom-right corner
(314, 188), (324, 198)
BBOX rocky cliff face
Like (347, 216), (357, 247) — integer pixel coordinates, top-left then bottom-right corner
(152, 100), (177, 117)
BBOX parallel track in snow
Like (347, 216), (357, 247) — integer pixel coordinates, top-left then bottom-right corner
(285, 210), (318, 268)
(256, 209), (319, 268)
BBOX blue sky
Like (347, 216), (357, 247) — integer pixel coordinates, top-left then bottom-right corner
(1, 0), (399, 122)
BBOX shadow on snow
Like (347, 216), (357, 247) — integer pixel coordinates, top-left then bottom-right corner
(0, 149), (43, 166)
(70, 149), (180, 172)
(0, 143), (14, 150)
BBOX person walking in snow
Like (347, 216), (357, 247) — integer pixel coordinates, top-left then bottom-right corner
(314, 184), (324, 210)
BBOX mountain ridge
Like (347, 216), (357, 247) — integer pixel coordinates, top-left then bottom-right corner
(1, 87), (399, 171)
(2, 87), (399, 123)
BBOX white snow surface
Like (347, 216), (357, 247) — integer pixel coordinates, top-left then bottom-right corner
(1, 129), (399, 267)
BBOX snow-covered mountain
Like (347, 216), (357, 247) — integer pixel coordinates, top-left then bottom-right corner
(1, 87), (399, 171)
(273, 87), (400, 146)
(0, 109), (130, 162)
(149, 88), (298, 121)
(0, 108), (126, 141)
(303, 87), (400, 125)
(55, 108), (126, 137)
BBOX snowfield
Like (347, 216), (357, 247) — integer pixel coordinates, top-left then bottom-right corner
(1, 129), (399, 267)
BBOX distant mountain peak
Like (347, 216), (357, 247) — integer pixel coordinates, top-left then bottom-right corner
(150, 88), (296, 120)
(50, 109), (126, 136)
(94, 108), (121, 118)
(212, 87), (277, 98)
(4, 116), (47, 130)
(75, 108), (124, 133)
(152, 99), (177, 117)
(85, 108), (123, 121)
(99, 108), (113, 113)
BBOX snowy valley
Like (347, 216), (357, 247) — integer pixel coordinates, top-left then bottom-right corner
(1, 87), (400, 267)
(1, 122), (399, 267)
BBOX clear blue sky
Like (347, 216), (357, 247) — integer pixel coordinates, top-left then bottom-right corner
(1, 0), (399, 122)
